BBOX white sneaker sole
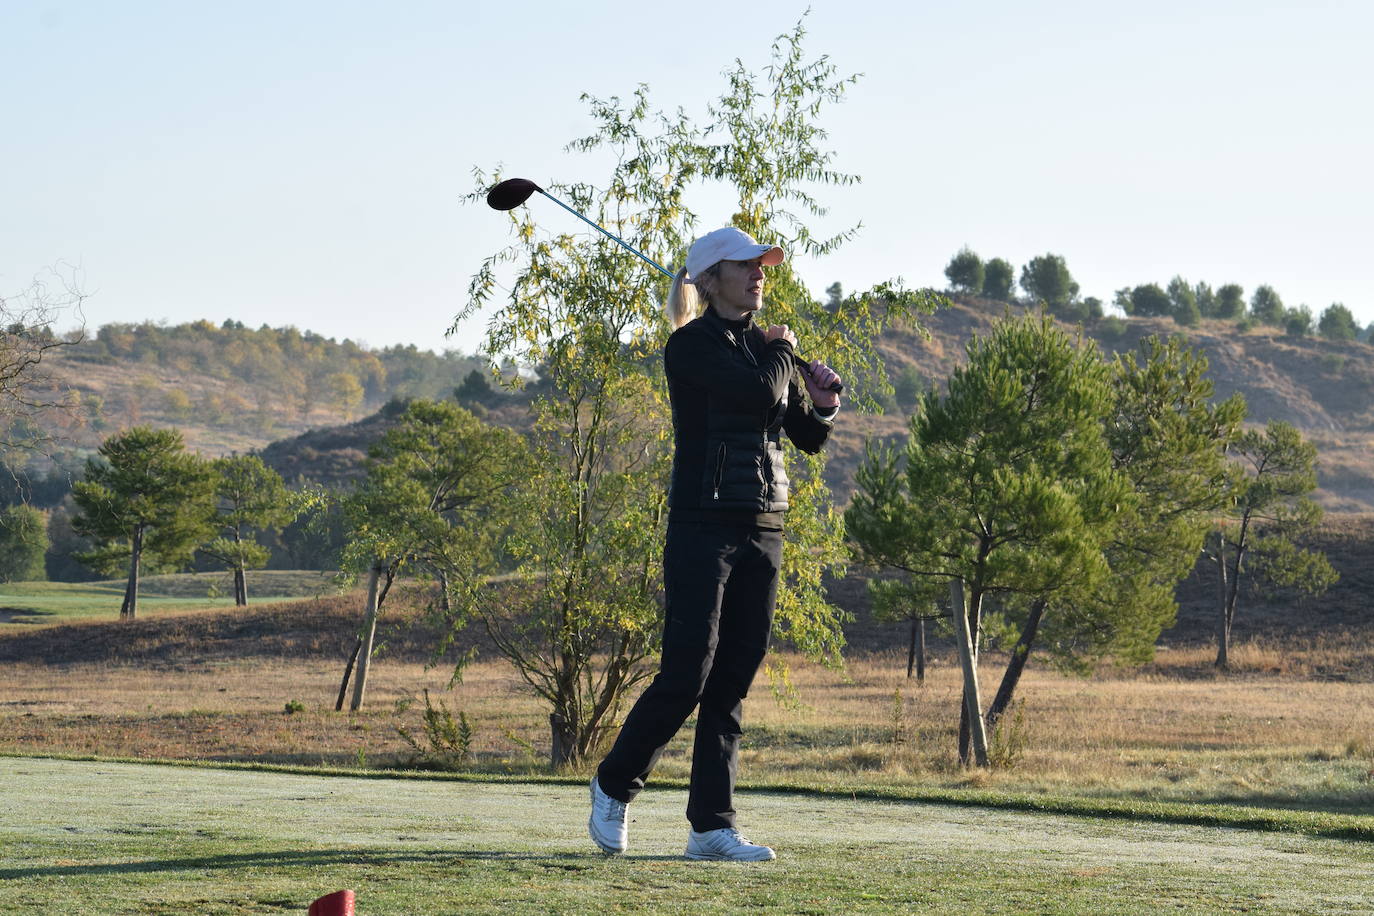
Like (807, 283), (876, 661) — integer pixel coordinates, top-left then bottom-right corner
(683, 850), (775, 862)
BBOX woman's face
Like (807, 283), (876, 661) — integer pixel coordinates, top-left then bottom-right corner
(707, 258), (766, 318)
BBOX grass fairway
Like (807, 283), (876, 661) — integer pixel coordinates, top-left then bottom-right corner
(2, 759), (1371, 915)
(0, 572), (337, 628)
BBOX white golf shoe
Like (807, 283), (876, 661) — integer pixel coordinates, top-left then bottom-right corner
(684, 827), (776, 861)
(588, 775), (628, 855)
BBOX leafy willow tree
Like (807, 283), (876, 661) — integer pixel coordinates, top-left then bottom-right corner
(458, 20), (937, 766)
(0, 504), (47, 582)
(1203, 421), (1337, 669)
(72, 427), (217, 619)
(982, 258), (1015, 302)
(848, 319), (1243, 764)
(200, 454), (299, 606)
(945, 247), (984, 294)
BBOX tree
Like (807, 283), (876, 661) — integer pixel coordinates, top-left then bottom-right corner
(981, 336), (1244, 733)
(892, 365), (924, 411)
(0, 504), (48, 582)
(343, 399), (526, 596)
(459, 20), (937, 766)
(945, 247), (985, 294)
(1125, 283), (1171, 318)
(848, 320), (1243, 765)
(1194, 281), (1218, 318)
(1215, 284), (1246, 320)
(847, 315), (1128, 765)
(1318, 303), (1359, 341)
(200, 455), (300, 606)
(1283, 305), (1313, 338)
(1167, 276), (1200, 327)
(327, 372), (364, 419)
(454, 369), (496, 406)
(982, 258), (1015, 302)
(339, 399), (527, 708)
(1203, 421), (1337, 669)
(2, 270), (85, 460)
(71, 427), (217, 619)
(1250, 285), (1285, 326)
(824, 281), (844, 312)
(1019, 253), (1079, 314)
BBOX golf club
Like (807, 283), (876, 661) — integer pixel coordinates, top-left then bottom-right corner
(486, 177), (843, 394)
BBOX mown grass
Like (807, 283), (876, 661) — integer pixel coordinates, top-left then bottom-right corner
(0, 572), (339, 627)
(3, 643), (1371, 819)
(3, 758), (1372, 915)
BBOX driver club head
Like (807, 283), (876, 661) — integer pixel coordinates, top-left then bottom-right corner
(486, 178), (543, 211)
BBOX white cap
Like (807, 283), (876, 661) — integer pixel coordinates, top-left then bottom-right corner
(684, 227), (785, 282)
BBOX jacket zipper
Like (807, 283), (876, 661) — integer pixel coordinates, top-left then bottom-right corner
(712, 443), (726, 500)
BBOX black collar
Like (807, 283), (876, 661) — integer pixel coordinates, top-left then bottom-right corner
(703, 304), (755, 334)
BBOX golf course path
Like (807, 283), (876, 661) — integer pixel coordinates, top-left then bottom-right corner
(2, 758), (1371, 914)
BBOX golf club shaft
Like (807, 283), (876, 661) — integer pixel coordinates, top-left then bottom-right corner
(519, 184), (842, 394)
(537, 189), (676, 279)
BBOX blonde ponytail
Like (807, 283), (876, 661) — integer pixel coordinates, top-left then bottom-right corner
(664, 264), (720, 330)
(664, 267), (702, 330)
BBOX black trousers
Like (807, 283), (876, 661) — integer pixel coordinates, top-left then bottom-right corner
(597, 521), (782, 832)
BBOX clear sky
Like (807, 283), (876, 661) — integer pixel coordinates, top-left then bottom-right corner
(5, 0), (1371, 356)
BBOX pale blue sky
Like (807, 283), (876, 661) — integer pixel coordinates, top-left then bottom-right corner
(5, 1), (1371, 355)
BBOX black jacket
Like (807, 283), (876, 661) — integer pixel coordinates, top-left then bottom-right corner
(665, 306), (836, 525)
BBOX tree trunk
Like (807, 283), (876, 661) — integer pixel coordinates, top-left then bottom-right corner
(906, 616), (927, 683)
(986, 599), (1046, 733)
(232, 529), (247, 606)
(1215, 519), (1251, 670)
(122, 525), (144, 621)
(951, 579), (989, 767)
(348, 562), (384, 712)
(549, 712), (577, 770)
(915, 616), (926, 684)
(335, 637), (362, 711)
(1215, 529), (1247, 670)
(437, 568), (451, 615)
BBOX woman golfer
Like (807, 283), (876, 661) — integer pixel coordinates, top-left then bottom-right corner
(588, 227), (842, 861)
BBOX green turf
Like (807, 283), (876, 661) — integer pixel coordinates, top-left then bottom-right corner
(2, 758), (1371, 915)
(0, 572), (338, 627)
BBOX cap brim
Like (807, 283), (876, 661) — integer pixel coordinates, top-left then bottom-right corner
(760, 245), (785, 266)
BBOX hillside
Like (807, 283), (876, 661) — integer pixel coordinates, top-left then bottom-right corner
(260, 299), (1374, 510)
(13, 303), (1374, 511)
(14, 319), (486, 461)
(835, 299), (1374, 510)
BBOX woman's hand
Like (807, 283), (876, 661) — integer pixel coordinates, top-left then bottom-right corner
(763, 324), (798, 348)
(804, 360), (841, 409)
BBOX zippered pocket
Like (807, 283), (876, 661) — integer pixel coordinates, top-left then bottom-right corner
(712, 443), (727, 500)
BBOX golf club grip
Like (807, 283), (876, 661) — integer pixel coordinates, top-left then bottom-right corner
(793, 354), (844, 394)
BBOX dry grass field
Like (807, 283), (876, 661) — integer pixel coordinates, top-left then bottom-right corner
(2, 592), (1371, 816)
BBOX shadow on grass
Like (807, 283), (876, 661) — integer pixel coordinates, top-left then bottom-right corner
(0, 607), (54, 624)
(0, 847), (682, 880)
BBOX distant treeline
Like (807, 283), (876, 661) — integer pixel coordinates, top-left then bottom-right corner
(944, 247), (1371, 340)
(68, 318), (487, 408)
